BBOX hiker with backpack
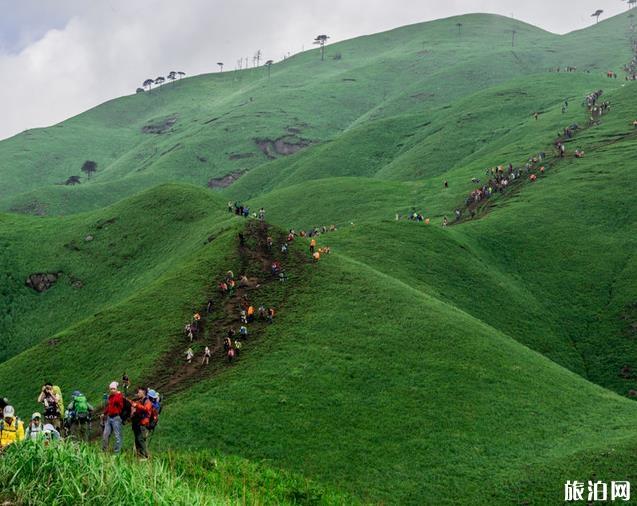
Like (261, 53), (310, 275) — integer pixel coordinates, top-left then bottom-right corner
(309, 239), (316, 254)
(130, 387), (153, 459)
(26, 413), (61, 442)
(0, 406), (25, 450)
(186, 347), (194, 364)
(26, 412), (45, 441)
(202, 346), (211, 365)
(37, 383), (62, 431)
(102, 381), (125, 454)
(122, 373), (131, 396)
(65, 390), (94, 440)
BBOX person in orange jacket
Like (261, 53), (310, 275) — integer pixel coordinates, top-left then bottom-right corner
(130, 387), (153, 459)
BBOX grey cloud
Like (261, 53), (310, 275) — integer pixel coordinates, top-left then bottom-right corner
(0, 0), (628, 140)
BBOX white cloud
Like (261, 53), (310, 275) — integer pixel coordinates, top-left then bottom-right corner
(0, 0), (628, 140)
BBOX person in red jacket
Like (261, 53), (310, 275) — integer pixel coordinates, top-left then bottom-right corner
(130, 387), (152, 459)
(102, 381), (124, 454)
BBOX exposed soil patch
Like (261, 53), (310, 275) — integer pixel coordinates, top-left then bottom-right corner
(207, 170), (247, 188)
(96, 217), (117, 230)
(26, 272), (62, 293)
(142, 116), (177, 134)
(229, 152), (255, 160)
(9, 201), (47, 216)
(142, 221), (305, 396)
(411, 92), (435, 100)
(255, 136), (312, 159)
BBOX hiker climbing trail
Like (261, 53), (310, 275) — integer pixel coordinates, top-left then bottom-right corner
(143, 220), (306, 397)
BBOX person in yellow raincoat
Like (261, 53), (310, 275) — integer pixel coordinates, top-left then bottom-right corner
(0, 405), (25, 448)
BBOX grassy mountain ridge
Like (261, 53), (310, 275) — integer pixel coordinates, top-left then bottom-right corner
(0, 9), (636, 505)
(1, 12), (633, 215)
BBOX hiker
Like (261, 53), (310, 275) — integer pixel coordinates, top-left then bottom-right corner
(238, 274), (250, 288)
(310, 238), (317, 254)
(227, 347), (236, 363)
(247, 305), (255, 322)
(281, 243), (288, 254)
(234, 339), (243, 355)
(202, 346), (211, 365)
(26, 412), (46, 441)
(148, 390), (161, 417)
(271, 261), (281, 276)
(223, 337), (232, 352)
(0, 406), (25, 449)
(279, 270), (288, 282)
(258, 305), (266, 320)
(228, 201), (234, 213)
(267, 307), (276, 323)
(185, 324), (194, 342)
(529, 174), (537, 182)
(632, 120), (637, 128)
(122, 373), (131, 396)
(186, 347), (194, 364)
(65, 390), (94, 440)
(227, 328), (236, 340)
(38, 382), (62, 431)
(240, 309), (247, 324)
(102, 382), (124, 454)
(258, 208), (265, 221)
(266, 236), (273, 250)
(219, 281), (228, 295)
(313, 251), (320, 262)
(228, 279), (236, 292)
(146, 390), (161, 435)
(574, 149), (585, 158)
(130, 387), (152, 460)
(442, 216), (448, 227)
(533, 112), (539, 120)
(444, 180), (449, 189)
(240, 325), (248, 339)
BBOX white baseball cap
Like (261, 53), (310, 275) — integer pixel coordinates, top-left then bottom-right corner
(109, 381), (119, 390)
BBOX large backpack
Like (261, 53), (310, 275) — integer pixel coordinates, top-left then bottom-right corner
(120, 397), (132, 424)
(148, 404), (159, 431)
(73, 395), (88, 420)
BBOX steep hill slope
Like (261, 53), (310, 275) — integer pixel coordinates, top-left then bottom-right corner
(0, 10), (636, 506)
(1, 12), (634, 215)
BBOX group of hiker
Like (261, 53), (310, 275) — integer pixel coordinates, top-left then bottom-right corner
(455, 85), (615, 220)
(185, 246), (279, 366)
(0, 380), (162, 460)
(227, 201), (267, 222)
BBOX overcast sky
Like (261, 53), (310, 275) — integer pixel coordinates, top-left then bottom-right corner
(0, 0), (628, 141)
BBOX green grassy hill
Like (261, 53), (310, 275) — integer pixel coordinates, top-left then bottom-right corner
(1, 10), (637, 505)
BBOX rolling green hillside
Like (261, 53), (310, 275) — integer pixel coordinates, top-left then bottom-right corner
(1, 10), (637, 505)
